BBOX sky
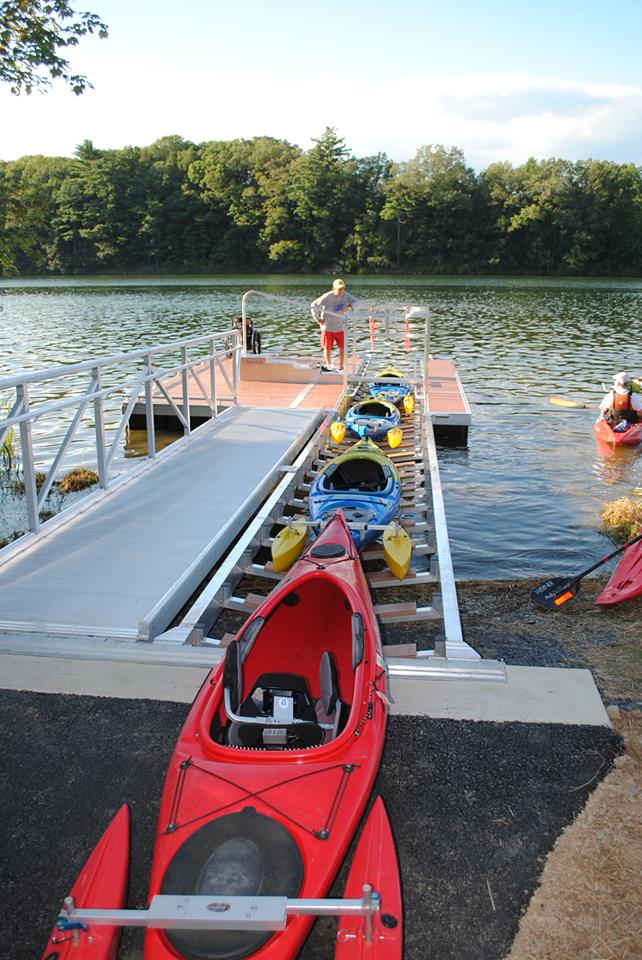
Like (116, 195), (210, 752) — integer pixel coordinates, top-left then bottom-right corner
(1, 0), (642, 168)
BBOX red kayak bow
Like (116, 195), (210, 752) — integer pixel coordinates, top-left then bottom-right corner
(595, 537), (642, 606)
(144, 510), (389, 960)
(594, 418), (642, 446)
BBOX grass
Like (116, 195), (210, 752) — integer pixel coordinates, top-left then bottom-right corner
(600, 496), (642, 541)
(58, 468), (99, 494)
(0, 399), (15, 468)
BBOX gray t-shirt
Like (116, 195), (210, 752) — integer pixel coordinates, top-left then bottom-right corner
(310, 290), (357, 332)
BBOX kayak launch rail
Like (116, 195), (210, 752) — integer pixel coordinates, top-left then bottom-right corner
(157, 300), (504, 681)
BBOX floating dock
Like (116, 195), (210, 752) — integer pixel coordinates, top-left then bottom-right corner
(0, 297), (491, 686)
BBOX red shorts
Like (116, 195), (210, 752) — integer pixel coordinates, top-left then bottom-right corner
(322, 329), (344, 349)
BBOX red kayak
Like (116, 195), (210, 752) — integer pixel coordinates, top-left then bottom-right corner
(144, 510), (389, 960)
(595, 538), (642, 606)
(41, 805), (130, 960)
(594, 417), (642, 446)
(335, 798), (402, 959)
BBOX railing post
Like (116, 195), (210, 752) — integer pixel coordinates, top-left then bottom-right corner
(351, 309), (357, 370)
(232, 337), (240, 404)
(181, 346), (191, 435)
(16, 383), (39, 532)
(209, 337), (217, 418)
(241, 292), (250, 358)
(424, 309), (432, 361)
(144, 355), (156, 458)
(181, 347), (192, 434)
(93, 367), (108, 488)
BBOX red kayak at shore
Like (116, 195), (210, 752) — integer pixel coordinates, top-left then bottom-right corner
(595, 538), (642, 606)
(335, 798), (402, 959)
(41, 805), (130, 960)
(144, 510), (389, 960)
(594, 417), (642, 446)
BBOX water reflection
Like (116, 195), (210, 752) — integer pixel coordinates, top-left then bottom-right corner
(2, 276), (642, 578)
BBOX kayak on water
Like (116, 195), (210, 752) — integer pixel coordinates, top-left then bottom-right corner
(595, 537), (642, 606)
(308, 438), (401, 552)
(367, 366), (410, 406)
(41, 805), (130, 960)
(594, 417), (642, 446)
(143, 510), (389, 960)
(334, 797), (402, 959)
(345, 399), (401, 440)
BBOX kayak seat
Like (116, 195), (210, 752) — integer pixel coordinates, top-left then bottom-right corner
(357, 401), (393, 418)
(225, 666), (323, 750)
(324, 460), (387, 492)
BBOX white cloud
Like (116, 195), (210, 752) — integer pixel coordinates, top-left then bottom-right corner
(1, 70), (641, 169)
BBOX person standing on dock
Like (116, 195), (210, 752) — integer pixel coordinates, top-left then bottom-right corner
(311, 278), (356, 373)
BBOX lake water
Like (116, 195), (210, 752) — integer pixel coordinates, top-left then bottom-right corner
(1, 275), (641, 580)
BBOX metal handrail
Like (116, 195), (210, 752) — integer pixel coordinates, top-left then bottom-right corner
(0, 327), (242, 536)
(239, 290), (431, 361)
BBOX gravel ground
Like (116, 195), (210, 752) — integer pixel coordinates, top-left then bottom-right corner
(1, 688), (620, 960)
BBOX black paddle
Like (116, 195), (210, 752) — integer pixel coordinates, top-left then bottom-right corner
(530, 531), (642, 610)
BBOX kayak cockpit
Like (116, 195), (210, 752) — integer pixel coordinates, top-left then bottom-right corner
(323, 456), (391, 493)
(209, 576), (362, 751)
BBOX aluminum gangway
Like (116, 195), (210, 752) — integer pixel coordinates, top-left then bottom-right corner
(0, 327), (323, 649)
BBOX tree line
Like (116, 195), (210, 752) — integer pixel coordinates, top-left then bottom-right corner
(2, 128), (642, 277)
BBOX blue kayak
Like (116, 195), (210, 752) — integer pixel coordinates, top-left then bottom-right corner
(308, 438), (401, 550)
(345, 398), (401, 440)
(367, 365), (410, 405)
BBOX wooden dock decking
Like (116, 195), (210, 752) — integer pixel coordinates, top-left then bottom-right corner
(129, 355), (471, 445)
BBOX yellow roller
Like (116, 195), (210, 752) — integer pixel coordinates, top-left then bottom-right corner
(387, 426), (403, 449)
(330, 420), (346, 444)
(271, 523), (307, 573)
(383, 523), (412, 580)
(403, 394), (415, 415)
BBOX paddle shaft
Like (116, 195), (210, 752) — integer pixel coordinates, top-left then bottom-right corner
(549, 396), (595, 409)
(566, 531), (642, 589)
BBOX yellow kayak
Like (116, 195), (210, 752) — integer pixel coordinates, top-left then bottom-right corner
(271, 522), (308, 573)
(382, 523), (412, 580)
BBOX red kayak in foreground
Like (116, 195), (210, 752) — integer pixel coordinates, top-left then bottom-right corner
(335, 798), (402, 959)
(594, 417), (642, 446)
(41, 805), (129, 960)
(595, 538), (642, 606)
(144, 510), (389, 960)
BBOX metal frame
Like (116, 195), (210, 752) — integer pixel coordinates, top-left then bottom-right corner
(56, 887), (379, 942)
(0, 329), (242, 536)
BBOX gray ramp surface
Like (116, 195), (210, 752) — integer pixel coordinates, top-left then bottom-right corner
(0, 406), (319, 639)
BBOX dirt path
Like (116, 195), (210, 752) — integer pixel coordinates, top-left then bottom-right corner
(507, 711), (642, 960)
(457, 578), (642, 960)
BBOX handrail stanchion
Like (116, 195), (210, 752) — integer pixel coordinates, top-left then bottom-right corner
(232, 335), (240, 404)
(16, 383), (39, 532)
(181, 347), (190, 435)
(209, 337), (217, 417)
(144, 356), (156, 459)
(240, 292), (250, 358)
(93, 367), (108, 486)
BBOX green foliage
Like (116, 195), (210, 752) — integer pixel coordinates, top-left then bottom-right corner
(1, 131), (642, 276)
(0, 0), (108, 95)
